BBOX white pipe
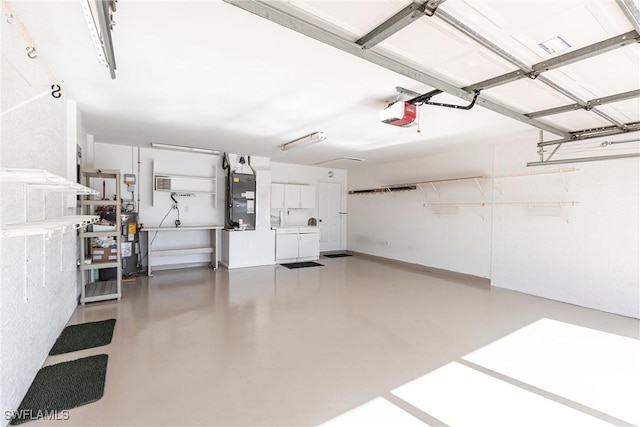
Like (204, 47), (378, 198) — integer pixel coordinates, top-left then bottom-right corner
(137, 146), (141, 212)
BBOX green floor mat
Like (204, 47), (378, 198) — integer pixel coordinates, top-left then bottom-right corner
(9, 354), (108, 425)
(49, 319), (116, 355)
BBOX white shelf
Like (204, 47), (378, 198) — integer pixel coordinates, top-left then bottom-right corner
(0, 168), (99, 195)
(152, 247), (214, 257)
(154, 173), (217, 181)
(413, 175), (489, 185)
(79, 168), (122, 305)
(493, 167), (578, 194)
(80, 168), (121, 179)
(493, 167), (578, 179)
(415, 176), (487, 196)
(81, 280), (121, 303)
(152, 161), (217, 207)
(425, 201), (579, 207)
(143, 226), (220, 276)
(2, 215), (99, 238)
(80, 231), (119, 238)
(80, 200), (120, 206)
(351, 169), (579, 197)
(80, 261), (119, 270)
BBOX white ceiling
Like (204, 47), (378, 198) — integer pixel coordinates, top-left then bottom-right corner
(4, 0), (639, 168)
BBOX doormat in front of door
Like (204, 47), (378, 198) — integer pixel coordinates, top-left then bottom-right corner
(9, 354), (108, 425)
(324, 253), (352, 258)
(280, 262), (324, 269)
(49, 319), (116, 355)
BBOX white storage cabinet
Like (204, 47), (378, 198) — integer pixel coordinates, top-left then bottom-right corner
(275, 227), (319, 262)
(272, 184), (316, 209)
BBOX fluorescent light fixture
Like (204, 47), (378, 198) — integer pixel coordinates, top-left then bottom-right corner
(81, 0), (117, 78)
(150, 142), (220, 155)
(81, 0), (108, 66)
(281, 131), (326, 152)
(313, 156), (365, 165)
(539, 36), (571, 54)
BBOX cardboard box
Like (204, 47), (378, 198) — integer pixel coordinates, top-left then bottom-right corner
(91, 247), (118, 263)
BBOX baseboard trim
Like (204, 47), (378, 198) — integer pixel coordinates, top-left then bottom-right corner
(348, 250), (491, 287)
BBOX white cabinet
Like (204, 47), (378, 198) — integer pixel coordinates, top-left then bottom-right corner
(222, 229), (276, 269)
(298, 232), (320, 259)
(275, 184), (316, 208)
(300, 185), (316, 209)
(275, 227), (319, 262)
(276, 232), (299, 260)
(284, 184), (299, 208)
(271, 183), (285, 209)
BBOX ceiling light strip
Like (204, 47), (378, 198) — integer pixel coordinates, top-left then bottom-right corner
(281, 132), (326, 151)
(223, 0), (569, 138)
(313, 156), (364, 165)
(81, 0), (108, 66)
(150, 142), (220, 154)
(95, 0), (117, 79)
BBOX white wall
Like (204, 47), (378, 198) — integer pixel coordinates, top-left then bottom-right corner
(490, 139), (639, 318)
(347, 137), (639, 319)
(93, 143), (224, 268)
(1, 86), (80, 421)
(348, 146), (494, 278)
(271, 162), (348, 250)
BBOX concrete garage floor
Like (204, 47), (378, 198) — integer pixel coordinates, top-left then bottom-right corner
(34, 255), (639, 426)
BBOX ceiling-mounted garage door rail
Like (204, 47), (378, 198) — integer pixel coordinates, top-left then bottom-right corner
(225, 0), (640, 145)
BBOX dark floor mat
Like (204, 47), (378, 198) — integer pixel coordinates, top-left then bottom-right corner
(49, 319), (116, 355)
(324, 253), (353, 258)
(9, 354), (108, 425)
(280, 262), (324, 269)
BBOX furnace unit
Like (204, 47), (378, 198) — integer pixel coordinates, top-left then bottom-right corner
(223, 154), (256, 230)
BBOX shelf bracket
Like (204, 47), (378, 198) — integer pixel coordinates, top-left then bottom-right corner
(416, 183), (427, 199)
(493, 178), (503, 195)
(560, 171), (569, 192)
(473, 178), (484, 195)
(430, 182), (440, 197)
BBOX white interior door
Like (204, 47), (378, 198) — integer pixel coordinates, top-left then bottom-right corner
(318, 182), (342, 252)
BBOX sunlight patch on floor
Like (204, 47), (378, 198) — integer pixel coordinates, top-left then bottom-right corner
(319, 318), (639, 427)
(463, 318), (640, 425)
(391, 362), (613, 427)
(319, 397), (430, 427)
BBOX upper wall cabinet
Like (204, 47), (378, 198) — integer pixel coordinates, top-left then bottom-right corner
(272, 183), (285, 209)
(272, 183), (316, 209)
(299, 185), (316, 209)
